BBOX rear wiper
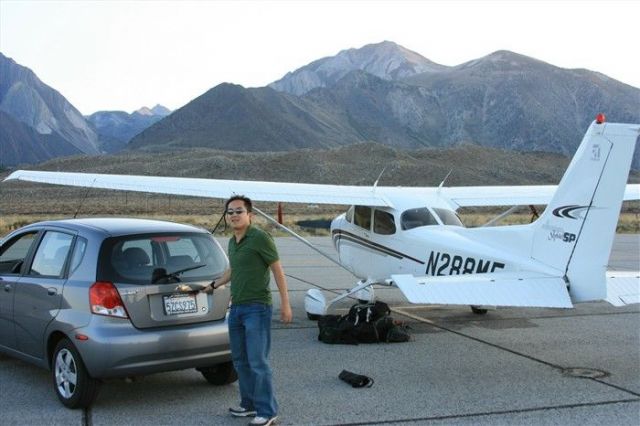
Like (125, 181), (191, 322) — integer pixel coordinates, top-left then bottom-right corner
(151, 264), (206, 284)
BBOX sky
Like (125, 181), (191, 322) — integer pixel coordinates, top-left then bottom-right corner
(1, 0), (639, 115)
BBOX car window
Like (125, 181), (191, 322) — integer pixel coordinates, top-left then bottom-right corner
(69, 237), (88, 274)
(354, 206), (372, 230)
(29, 231), (74, 277)
(121, 239), (154, 265)
(401, 208), (439, 230)
(0, 231), (38, 274)
(432, 208), (464, 227)
(98, 233), (227, 285)
(373, 210), (396, 235)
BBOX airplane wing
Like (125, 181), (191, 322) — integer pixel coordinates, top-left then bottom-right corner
(426, 184), (640, 208)
(391, 272), (573, 308)
(3, 170), (392, 207)
(4, 170), (638, 209)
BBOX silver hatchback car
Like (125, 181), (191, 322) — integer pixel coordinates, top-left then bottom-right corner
(0, 218), (235, 408)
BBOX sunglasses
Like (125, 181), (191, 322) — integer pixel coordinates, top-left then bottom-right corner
(226, 208), (247, 215)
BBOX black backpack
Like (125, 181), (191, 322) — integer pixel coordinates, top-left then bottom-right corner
(318, 301), (410, 344)
(346, 301), (390, 325)
(317, 315), (358, 345)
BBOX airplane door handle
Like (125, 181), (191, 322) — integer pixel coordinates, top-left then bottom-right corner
(47, 288), (57, 296)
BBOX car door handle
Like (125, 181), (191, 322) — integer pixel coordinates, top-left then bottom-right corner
(47, 288), (57, 296)
(3, 284), (10, 292)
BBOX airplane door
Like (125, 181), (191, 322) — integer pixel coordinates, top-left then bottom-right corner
(368, 209), (402, 279)
(343, 206), (375, 278)
(0, 231), (39, 350)
(14, 230), (73, 360)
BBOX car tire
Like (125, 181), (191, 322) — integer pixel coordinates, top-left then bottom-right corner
(52, 338), (101, 408)
(198, 361), (238, 385)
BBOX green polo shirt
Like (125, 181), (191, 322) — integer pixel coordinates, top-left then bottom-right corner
(228, 225), (279, 305)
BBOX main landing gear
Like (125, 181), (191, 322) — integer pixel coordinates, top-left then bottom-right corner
(305, 279), (380, 320)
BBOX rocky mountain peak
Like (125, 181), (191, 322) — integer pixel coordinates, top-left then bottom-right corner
(269, 41), (448, 96)
(0, 52), (100, 156)
(135, 106), (154, 116)
(456, 50), (552, 72)
(151, 104), (171, 116)
(134, 104), (171, 116)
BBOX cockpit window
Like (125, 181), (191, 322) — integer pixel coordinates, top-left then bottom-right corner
(432, 208), (464, 227)
(401, 208), (438, 230)
(345, 206), (354, 223)
(354, 206), (372, 230)
(373, 210), (396, 235)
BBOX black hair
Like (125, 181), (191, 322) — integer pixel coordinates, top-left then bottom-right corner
(225, 195), (253, 213)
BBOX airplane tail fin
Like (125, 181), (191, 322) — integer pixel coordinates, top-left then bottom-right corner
(530, 119), (639, 302)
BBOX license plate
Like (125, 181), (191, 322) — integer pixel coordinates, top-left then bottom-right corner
(163, 293), (198, 315)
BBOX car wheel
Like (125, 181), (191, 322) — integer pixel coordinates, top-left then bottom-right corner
(52, 338), (101, 408)
(198, 361), (238, 385)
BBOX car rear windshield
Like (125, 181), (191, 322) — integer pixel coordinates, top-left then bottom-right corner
(98, 233), (227, 285)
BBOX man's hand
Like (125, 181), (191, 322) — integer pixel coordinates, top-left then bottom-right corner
(280, 302), (293, 323)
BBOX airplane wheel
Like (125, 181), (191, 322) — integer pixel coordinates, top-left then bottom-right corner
(307, 312), (322, 321)
(470, 306), (488, 315)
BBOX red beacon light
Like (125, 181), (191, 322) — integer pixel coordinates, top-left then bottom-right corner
(596, 113), (606, 124)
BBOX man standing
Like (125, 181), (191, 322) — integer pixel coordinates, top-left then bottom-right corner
(204, 195), (292, 426)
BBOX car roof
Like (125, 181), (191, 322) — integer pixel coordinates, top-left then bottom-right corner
(21, 218), (209, 237)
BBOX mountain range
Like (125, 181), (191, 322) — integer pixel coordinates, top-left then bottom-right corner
(1, 42), (639, 172)
(86, 105), (171, 153)
(130, 42), (640, 167)
(0, 52), (100, 164)
(0, 52), (170, 165)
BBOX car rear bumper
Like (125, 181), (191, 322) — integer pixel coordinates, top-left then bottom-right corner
(74, 316), (231, 378)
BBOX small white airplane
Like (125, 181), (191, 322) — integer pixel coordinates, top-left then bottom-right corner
(4, 116), (640, 316)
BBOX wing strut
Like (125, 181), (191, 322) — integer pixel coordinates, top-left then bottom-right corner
(481, 205), (520, 227)
(252, 206), (354, 274)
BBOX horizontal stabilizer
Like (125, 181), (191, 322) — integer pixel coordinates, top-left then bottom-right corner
(605, 271), (640, 306)
(391, 273), (572, 308)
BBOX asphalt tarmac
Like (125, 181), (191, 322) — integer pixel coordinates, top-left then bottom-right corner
(1, 235), (638, 425)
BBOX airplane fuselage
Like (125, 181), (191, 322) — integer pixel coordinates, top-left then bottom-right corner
(330, 203), (555, 282)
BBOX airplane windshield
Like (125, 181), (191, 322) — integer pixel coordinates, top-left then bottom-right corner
(432, 208), (464, 227)
(401, 208), (438, 230)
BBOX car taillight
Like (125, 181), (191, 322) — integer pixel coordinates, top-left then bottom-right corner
(89, 281), (129, 319)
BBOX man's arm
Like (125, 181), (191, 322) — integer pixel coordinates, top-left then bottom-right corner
(202, 268), (231, 293)
(270, 260), (292, 323)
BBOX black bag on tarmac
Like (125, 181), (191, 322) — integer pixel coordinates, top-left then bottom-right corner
(338, 369), (374, 388)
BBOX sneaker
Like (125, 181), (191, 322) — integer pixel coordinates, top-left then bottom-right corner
(249, 416), (278, 426)
(229, 406), (257, 417)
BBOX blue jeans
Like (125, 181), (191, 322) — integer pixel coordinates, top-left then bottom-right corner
(228, 303), (277, 418)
